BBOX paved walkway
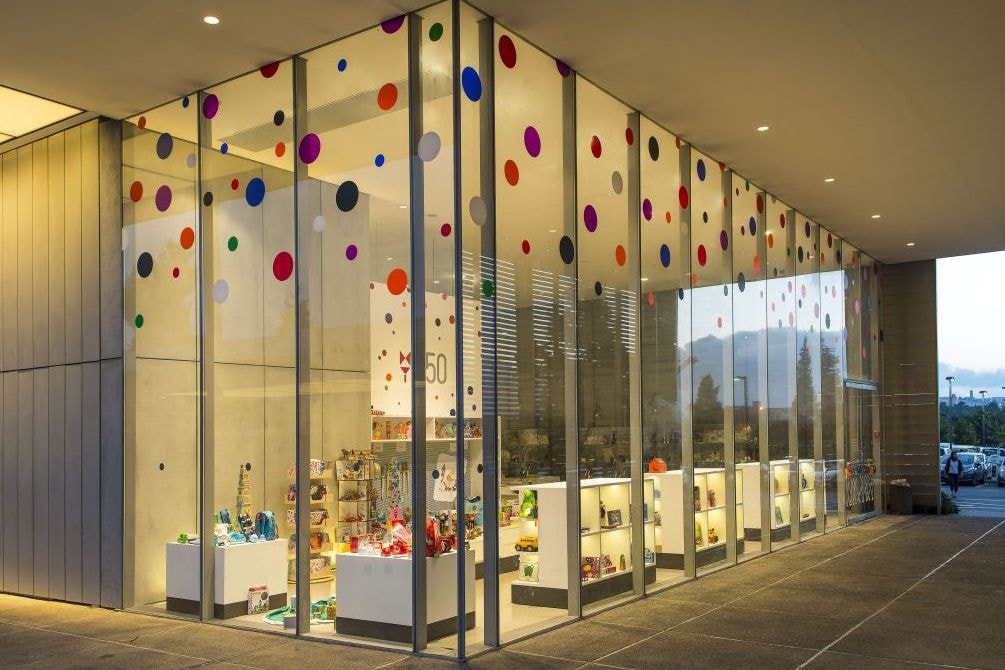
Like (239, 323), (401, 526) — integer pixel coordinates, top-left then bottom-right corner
(1, 515), (1003, 669)
(953, 480), (1005, 517)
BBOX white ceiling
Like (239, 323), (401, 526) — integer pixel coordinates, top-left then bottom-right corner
(2, 0), (1003, 263)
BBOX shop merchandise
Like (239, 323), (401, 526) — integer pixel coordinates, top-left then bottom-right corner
(236, 466), (252, 519)
(694, 520), (703, 547)
(432, 460), (458, 503)
(519, 490), (538, 519)
(514, 535), (538, 552)
(238, 511), (254, 537)
(647, 456), (668, 473)
(707, 488), (717, 508)
(618, 554), (626, 571)
(604, 509), (623, 529)
(176, 533), (198, 544)
(707, 527), (719, 544)
(801, 472), (808, 490)
(643, 547), (655, 564)
(255, 511), (277, 541)
(775, 505), (784, 525)
(694, 486), (702, 512)
(248, 585), (270, 615)
(599, 500), (607, 525)
(518, 556), (540, 582)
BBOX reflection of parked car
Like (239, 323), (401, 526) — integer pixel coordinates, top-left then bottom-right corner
(985, 454), (1003, 480)
(973, 454), (989, 483)
(514, 535), (539, 552)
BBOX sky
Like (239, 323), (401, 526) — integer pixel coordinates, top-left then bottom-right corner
(938, 250), (1005, 399)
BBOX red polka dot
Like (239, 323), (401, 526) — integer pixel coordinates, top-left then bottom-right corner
(440, 223), (451, 237)
(678, 186), (689, 209)
(260, 62), (280, 78)
(137, 116), (147, 129)
(377, 83), (398, 110)
(172, 267), (180, 278)
(779, 213), (786, 228)
(625, 128), (634, 145)
(697, 245), (707, 266)
(717, 161), (726, 172)
(504, 159), (519, 186)
(498, 35), (517, 68)
(521, 240), (530, 255)
(129, 181), (143, 203)
(230, 179), (239, 190)
(387, 268), (408, 295)
(180, 227), (195, 250)
(274, 142), (286, 157)
(827, 233), (833, 248)
(615, 244), (627, 266)
(273, 251), (294, 281)
(756, 194), (764, 213)
(590, 135), (602, 158)
(717, 317), (723, 328)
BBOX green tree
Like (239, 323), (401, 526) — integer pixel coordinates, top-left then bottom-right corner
(693, 374), (722, 443)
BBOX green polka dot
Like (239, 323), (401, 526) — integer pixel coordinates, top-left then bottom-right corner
(227, 236), (238, 251)
(429, 22), (443, 41)
(723, 285), (729, 296)
(787, 247), (791, 257)
(135, 314), (144, 328)
(482, 280), (494, 297)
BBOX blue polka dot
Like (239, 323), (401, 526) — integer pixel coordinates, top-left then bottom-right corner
(220, 143), (229, 155)
(659, 244), (671, 268)
(181, 96), (190, 108)
(337, 58), (347, 72)
(678, 288), (685, 301)
(805, 221), (811, 238)
(738, 272), (746, 292)
(374, 153), (385, 167)
(748, 216), (757, 236)
(461, 66), (482, 102)
(245, 177), (266, 207)
(431, 469), (440, 480)
(696, 159), (706, 181)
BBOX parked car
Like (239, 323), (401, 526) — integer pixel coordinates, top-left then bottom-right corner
(985, 454), (1004, 480)
(942, 453), (985, 485)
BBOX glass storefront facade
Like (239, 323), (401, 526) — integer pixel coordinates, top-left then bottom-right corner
(120, 0), (883, 658)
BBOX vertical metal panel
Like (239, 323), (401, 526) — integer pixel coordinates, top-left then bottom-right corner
(63, 126), (83, 365)
(32, 368), (49, 596)
(17, 147), (33, 370)
(100, 357), (123, 607)
(785, 209), (799, 543)
(48, 134), (66, 367)
(80, 121), (100, 362)
(2, 152), (17, 370)
(63, 364), (83, 602)
(48, 365), (66, 600)
(476, 13), (499, 649)
(407, 11), (428, 652)
(98, 121), (123, 360)
(32, 140), (49, 369)
(17, 371), (33, 593)
(561, 68), (581, 618)
(679, 143), (696, 578)
(2, 373), (16, 591)
(626, 111), (644, 596)
(292, 55), (312, 636)
(80, 361), (101, 605)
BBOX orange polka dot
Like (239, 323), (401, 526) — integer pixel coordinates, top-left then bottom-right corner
(691, 272), (699, 287)
(767, 232), (774, 249)
(275, 142), (286, 157)
(385, 373), (392, 382)
(665, 211), (672, 223)
(377, 83), (398, 110)
(138, 116), (147, 129)
(129, 181), (143, 203)
(180, 227), (195, 250)
(615, 244), (627, 266)
(387, 268), (408, 295)
(753, 255), (761, 272)
(504, 159), (519, 186)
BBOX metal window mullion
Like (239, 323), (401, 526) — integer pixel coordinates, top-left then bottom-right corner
(292, 54), (311, 637)
(626, 112), (643, 596)
(407, 12), (428, 653)
(786, 209), (799, 543)
(196, 91), (215, 622)
(756, 192), (770, 553)
(679, 143), (695, 579)
(722, 169), (736, 566)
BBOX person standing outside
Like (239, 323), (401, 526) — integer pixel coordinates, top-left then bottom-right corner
(944, 450), (962, 499)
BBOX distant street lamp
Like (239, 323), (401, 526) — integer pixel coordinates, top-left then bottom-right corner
(980, 390), (989, 447)
(946, 376), (955, 450)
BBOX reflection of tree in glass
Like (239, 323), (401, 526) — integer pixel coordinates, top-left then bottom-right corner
(693, 373), (723, 446)
(795, 336), (818, 452)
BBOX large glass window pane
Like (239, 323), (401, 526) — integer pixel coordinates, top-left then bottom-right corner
(795, 215), (822, 540)
(575, 77), (644, 609)
(123, 99), (199, 617)
(492, 27), (576, 640)
(689, 149), (733, 572)
(201, 62), (296, 632)
(730, 175), (766, 560)
(819, 231), (845, 529)
(300, 21), (411, 648)
(639, 120), (688, 588)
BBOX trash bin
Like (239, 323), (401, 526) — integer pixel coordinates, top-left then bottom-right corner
(888, 480), (912, 514)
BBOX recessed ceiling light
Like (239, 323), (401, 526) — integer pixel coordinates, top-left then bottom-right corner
(641, 277), (649, 282)
(399, 204), (407, 209)
(548, 229), (557, 233)
(871, 214), (881, 219)
(756, 125), (770, 132)
(203, 15), (220, 25)
(824, 178), (835, 183)
(906, 242), (916, 247)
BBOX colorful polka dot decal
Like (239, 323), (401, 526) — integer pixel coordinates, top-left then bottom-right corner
(381, 15), (405, 34)
(504, 160), (519, 186)
(461, 67), (482, 102)
(202, 94), (219, 119)
(156, 133), (173, 159)
(387, 268), (408, 295)
(559, 236), (575, 264)
(155, 185), (172, 212)
(377, 83), (398, 110)
(336, 181), (359, 212)
(583, 205), (598, 232)
(273, 252), (294, 282)
(498, 35), (517, 68)
(245, 177), (266, 207)
(524, 126), (541, 157)
(137, 252), (153, 278)
(298, 133), (321, 164)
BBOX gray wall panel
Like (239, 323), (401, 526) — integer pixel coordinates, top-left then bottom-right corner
(80, 361), (101, 605)
(64, 127), (83, 365)
(48, 134), (66, 367)
(32, 142), (49, 369)
(48, 366), (66, 600)
(63, 364), (83, 603)
(1, 374), (15, 591)
(98, 121), (122, 361)
(80, 122), (100, 363)
(1, 153), (15, 370)
(17, 372), (32, 593)
(32, 368), (48, 596)
(17, 148), (32, 370)
(100, 357), (123, 608)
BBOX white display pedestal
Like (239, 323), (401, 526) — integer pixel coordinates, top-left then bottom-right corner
(335, 550), (475, 643)
(166, 539), (288, 618)
(740, 459), (817, 542)
(470, 524), (520, 578)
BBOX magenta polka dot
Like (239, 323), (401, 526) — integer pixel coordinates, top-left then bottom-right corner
(524, 126), (541, 157)
(583, 204), (598, 232)
(202, 94), (219, 119)
(642, 198), (653, 221)
(155, 185), (172, 212)
(298, 133), (321, 164)
(381, 15), (405, 33)
(440, 223), (452, 237)
(720, 230), (729, 251)
(345, 244), (358, 260)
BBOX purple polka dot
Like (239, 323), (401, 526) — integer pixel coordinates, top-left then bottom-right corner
(556, 59), (571, 77)
(202, 94), (219, 119)
(583, 204), (598, 232)
(345, 244), (358, 261)
(720, 230), (729, 250)
(298, 133), (321, 164)
(155, 185), (172, 212)
(384, 312), (393, 324)
(381, 15), (405, 33)
(524, 126), (541, 157)
(642, 198), (653, 221)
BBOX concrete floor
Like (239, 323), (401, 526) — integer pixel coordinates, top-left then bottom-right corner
(1, 514), (1003, 669)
